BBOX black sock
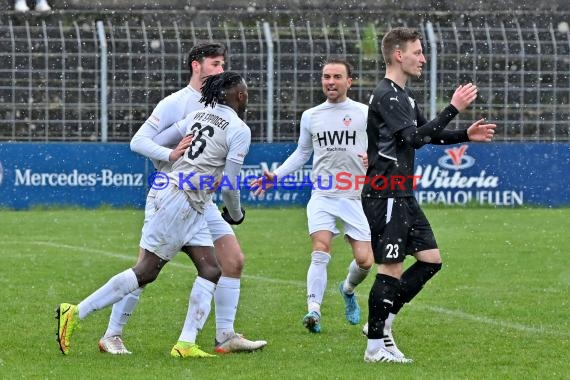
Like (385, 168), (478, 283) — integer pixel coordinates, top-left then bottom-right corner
(368, 273), (400, 339)
(391, 261), (442, 314)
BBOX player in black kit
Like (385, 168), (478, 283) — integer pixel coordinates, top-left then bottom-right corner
(361, 27), (496, 363)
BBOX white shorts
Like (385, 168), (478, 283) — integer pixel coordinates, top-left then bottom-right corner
(145, 191), (234, 242)
(306, 194), (371, 242)
(144, 187), (159, 222)
(204, 201), (235, 241)
(140, 186), (213, 261)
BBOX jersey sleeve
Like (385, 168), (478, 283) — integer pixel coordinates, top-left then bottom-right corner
(130, 122), (173, 162)
(414, 101), (467, 144)
(221, 160), (244, 221)
(399, 104), (459, 148)
(152, 119), (187, 148)
(226, 123), (251, 165)
(146, 97), (184, 133)
(273, 111), (313, 178)
(130, 98), (184, 162)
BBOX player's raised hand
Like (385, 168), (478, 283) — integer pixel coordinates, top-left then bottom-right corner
(450, 83), (478, 112)
(467, 118), (496, 142)
(169, 134), (195, 161)
(250, 170), (276, 197)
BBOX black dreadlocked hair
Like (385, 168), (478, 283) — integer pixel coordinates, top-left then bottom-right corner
(200, 71), (245, 108)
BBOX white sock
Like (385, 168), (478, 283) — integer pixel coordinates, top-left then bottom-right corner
(104, 286), (145, 338)
(343, 259), (370, 294)
(306, 251), (330, 313)
(385, 313), (396, 331)
(214, 276), (240, 343)
(367, 338), (383, 352)
(77, 269), (139, 320)
(178, 276), (215, 343)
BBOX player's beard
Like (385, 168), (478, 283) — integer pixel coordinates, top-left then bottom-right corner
(237, 106), (247, 120)
(326, 87), (345, 103)
(326, 89), (337, 101)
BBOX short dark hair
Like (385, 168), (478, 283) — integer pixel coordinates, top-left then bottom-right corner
(381, 27), (422, 65)
(322, 57), (353, 78)
(200, 71), (245, 108)
(187, 42), (227, 75)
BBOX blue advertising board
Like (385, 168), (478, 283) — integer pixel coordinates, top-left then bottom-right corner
(414, 143), (570, 207)
(232, 142), (570, 208)
(0, 143), (149, 209)
(0, 142), (568, 209)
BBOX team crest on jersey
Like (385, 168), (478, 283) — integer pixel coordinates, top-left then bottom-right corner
(342, 115), (352, 127)
(407, 96), (416, 109)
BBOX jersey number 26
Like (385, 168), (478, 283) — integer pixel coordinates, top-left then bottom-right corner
(186, 122), (215, 160)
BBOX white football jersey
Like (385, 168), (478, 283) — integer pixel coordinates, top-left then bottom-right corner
(169, 104), (251, 212)
(277, 98), (368, 199)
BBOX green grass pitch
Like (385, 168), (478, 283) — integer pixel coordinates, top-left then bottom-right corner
(0, 207), (568, 379)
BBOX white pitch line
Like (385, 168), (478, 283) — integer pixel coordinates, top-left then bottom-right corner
(31, 240), (563, 336)
(30, 240), (305, 286)
(414, 305), (567, 336)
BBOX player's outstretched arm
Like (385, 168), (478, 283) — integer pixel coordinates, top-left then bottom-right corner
(467, 118), (496, 142)
(250, 170), (276, 197)
(130, 123), (175, 162)
(250, 110), (313, 198)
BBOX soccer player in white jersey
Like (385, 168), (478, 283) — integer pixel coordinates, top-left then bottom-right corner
(56, 72), (254, 357)
(99, 42), (266, 355)
(252, 58), (374, 333)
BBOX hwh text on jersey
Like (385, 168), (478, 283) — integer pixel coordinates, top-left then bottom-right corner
(315, 130), (356, 146)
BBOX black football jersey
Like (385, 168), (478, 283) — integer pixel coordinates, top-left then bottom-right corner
(363, 78), (423, 198)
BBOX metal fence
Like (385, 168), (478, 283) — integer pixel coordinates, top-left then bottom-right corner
(1, 17), (569, 142)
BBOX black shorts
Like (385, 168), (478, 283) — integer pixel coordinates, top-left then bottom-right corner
(362, 196), (438, 264)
